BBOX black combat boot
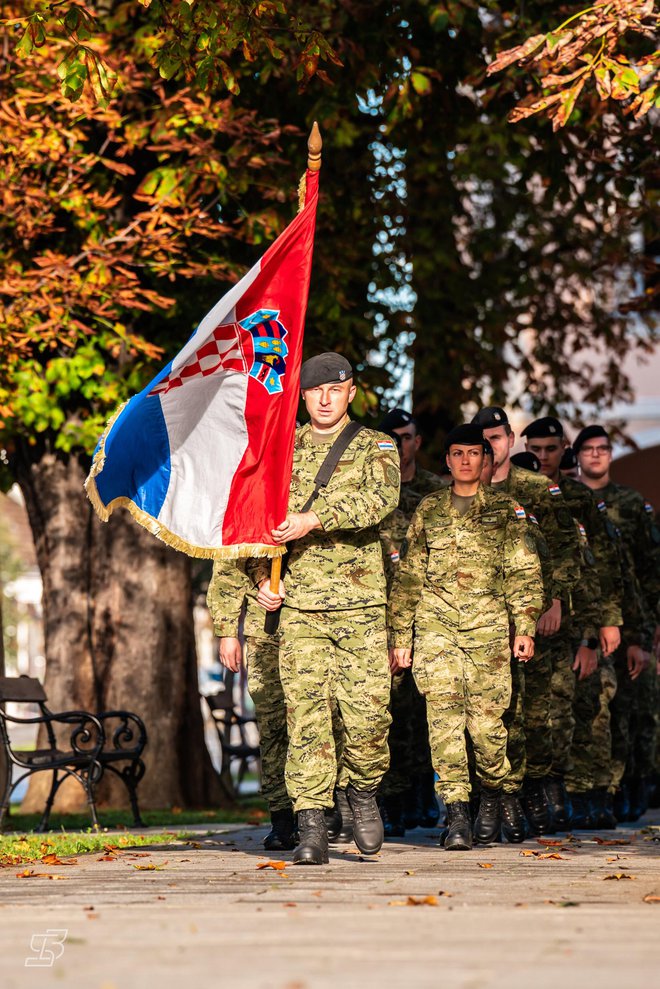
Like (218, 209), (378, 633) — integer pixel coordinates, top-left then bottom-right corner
(443, 801), (473, 851)
(522, 776), (554, 835)
(333, 787), (354, 843)
(589, 788), (617, 829)
(324, 803), (342, 842)
(545, 775), (573, 831)
(263, 807), (296, 851)
(613, 783), (630, 823)
(473, 786), (502, 844)
(346, 785), (384, 855)
(379, 794), (406, 839)
(418, 771), (440, 828)
(500, 792), (527, 843)
(293, 809), (329, 865)
(569, 791), (594, 830)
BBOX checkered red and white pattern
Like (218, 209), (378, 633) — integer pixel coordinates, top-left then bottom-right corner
(149, 323), (249, 396)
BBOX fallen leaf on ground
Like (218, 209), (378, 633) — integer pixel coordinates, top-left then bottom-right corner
(538, 853), (565, 860)
(41, 854), (77, 866)
(478, 863), (494, 869)
(642, 894), (660, 903)
(404, 870), (415, 876)
(536, 838), (564, 846)
(256, 861), (287, 871)
(603, 873), (636, 880)
(283, 902), (297, 907)
(15, 870), (67, 880)
(593, 837), (630, 846)
(437, 890), (453, 897)
(133, 864), (165, 871)
(388, 895), (438, 907)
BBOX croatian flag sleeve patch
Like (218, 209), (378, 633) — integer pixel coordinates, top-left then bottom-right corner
(378, 440), (396, 451)
(514, 505), (526, 520)
(548, 484), (561, 496)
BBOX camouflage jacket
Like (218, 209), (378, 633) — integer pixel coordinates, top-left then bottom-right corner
(493, 464), (580, 602)
(571, 520), (602, 641)
(527, 512), (554, 614)
(248, 418), (400, 611)
(381, 466), (446, 592)
(388, 484), (544, 648)
(593, 481), (660, 621)
(559, 475), (623, 627)
(206, 559), (274, 640)
(399, 465), (447, 517)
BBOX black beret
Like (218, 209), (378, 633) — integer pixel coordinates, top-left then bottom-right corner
(445, 423), (488, 453)
(560, 447), (577, 470)
(471, 406), (509, 428)
(573, 425), (610, 454)
(300, 352), (353, 390)
(521, 416), (564, 440)
(379, 408), (416, 432)
(511, 451), (541, 473)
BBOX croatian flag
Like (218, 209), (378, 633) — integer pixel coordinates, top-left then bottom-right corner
(85, 169), (319, 559)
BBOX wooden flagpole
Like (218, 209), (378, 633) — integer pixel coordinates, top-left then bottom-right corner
(269, 122), (322, 595)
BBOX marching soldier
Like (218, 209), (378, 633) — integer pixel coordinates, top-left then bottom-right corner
(378, 408), (445, 837)
(472, 406), (581, 834)
(389, 424), (543, 851)
(251, 353), (400, 866)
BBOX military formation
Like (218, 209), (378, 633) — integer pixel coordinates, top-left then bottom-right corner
(207, 351), (660, 864)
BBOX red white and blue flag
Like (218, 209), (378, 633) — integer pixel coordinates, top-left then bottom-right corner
(85, 169), (320, 559)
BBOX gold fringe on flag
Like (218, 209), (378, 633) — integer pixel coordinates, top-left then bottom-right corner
(84, 403), (285, 561)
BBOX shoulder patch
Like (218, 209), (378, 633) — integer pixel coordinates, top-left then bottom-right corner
(390, 551), (400, 563)
(528, 513), (539, 526)
(597, 500), (607, 512)
(377, 440), (396, 451)
(548, 484), (561, 497)
(644, 501), (654, 514)
(514, 505), (526, 520)
(578, 522), (587, 538)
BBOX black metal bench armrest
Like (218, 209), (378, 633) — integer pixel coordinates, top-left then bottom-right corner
(2, 710), (105, 760)
(95, 710), (147, 754)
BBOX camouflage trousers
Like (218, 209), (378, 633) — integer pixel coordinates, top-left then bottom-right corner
(278, 605), (391, 812)
(548, 635), (579, 776)
(610, 649), (638, 790)
(503, 654), (526, 793)
(566, 656), (617, 794)
(380, 668), (433, 798)
(631, 661), (658, 780)
(521, 637), (554, 779)
(412, 624), (512, 804)
(245, 635), (290, 813)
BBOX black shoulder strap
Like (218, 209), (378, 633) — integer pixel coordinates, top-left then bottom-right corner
(300, 420), (364, 512)
(264, 420), (364, 634)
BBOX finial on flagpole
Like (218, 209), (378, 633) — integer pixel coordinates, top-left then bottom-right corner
(307, 121), (322, 172)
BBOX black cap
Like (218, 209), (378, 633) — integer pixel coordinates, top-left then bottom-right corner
(300, 353), (353, 390)
(573, 424), (610, 454)
(379, 408), (416, 432)
(471, 406), (509, 429)
(560, 447), (577, 470)
(445, 424), (489, 454)
(511, 451), (541, 473)
(521, 416), (564, 440)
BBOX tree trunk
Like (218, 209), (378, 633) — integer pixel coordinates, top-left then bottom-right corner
(15, 446), (223, 813)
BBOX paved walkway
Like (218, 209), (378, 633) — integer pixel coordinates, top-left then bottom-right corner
(2, 811), (659, 989)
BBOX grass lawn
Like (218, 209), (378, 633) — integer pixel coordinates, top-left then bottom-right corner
(1, 795), (268, 840)
(0, 830), (194, 866)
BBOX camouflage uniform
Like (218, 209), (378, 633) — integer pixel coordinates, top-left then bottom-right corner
(248, 418), (400, 812)
(206, 560), (291, 812)
(492, 465), (580, 780)
(388, 485), (543, 804)
(596, 483), (659, 791)
(379, 466), (445, 799)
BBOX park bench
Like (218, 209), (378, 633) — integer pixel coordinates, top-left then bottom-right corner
(0, 675), (147, 832)
(203, 674), (260, 797)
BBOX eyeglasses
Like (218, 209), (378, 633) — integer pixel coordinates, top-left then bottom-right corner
(580, 445), (611, 456)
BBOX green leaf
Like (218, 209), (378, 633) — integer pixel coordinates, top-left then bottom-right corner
(410, 71), (432, 96)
